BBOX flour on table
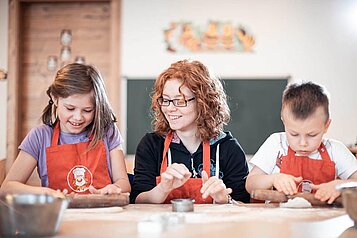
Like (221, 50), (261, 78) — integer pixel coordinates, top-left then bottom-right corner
(65, 207), (123, 213)
(64, 207), (124, 220)
(279, 197), (312, 208)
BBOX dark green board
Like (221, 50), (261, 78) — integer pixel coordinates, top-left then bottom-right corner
(127, 78), (288, 155)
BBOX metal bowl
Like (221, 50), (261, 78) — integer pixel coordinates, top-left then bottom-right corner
(336, 182), (357, 228)
(171, 198), (195, 212)
(0, 194), (68, 237)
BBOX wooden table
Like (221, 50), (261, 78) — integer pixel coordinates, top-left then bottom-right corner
(55, 204), (356, 238)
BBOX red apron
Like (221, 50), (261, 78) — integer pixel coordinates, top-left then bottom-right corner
(278, 143), (336, 191)
(46, 122), (111, 194)
(156, 131), (213, 204)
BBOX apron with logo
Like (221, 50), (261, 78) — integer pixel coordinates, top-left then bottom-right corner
(156, 131), (213, 204)
(277, 143), (335, 192)
(46, 122), (111, 194)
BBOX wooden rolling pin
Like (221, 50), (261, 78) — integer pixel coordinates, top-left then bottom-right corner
(251, 189), (343, 207)
(66, 193), (130, 208)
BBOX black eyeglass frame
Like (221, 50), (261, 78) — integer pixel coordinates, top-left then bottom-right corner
(157, 97), (196, 107)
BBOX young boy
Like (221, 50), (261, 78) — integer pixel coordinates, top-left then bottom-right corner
(246, 81), (357, 204)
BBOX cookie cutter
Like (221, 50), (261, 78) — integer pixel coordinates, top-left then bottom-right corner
(297, 180), (312, 193)
(171, 198), (195, 212)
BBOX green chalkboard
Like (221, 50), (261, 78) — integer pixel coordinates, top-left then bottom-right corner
(127, 78), (288, 154)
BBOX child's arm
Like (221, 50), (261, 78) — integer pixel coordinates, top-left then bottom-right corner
(1, 151), (64, 197)
(110, 147), (131, 192)
(246, 166), (303, 195)
(310, 171), (357, 204)
(89, 146), (131, 195)
(310, 141), (357, 204)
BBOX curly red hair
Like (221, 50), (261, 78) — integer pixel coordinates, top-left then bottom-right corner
(152, 60), (230, 141)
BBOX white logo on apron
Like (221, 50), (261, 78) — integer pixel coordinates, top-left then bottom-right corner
(67, 165), (93, 192)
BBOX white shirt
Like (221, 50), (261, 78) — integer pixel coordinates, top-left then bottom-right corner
(250, 132), (357, 179)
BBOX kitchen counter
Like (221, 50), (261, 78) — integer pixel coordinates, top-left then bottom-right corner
(56, 204), (356, 238)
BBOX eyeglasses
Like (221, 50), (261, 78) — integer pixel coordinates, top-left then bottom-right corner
(157, 97), (195, 107)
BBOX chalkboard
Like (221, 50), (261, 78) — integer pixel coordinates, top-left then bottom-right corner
(127, 78), (288, 154)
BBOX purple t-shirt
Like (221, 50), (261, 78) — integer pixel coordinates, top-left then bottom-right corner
(19, 123), (123, 187)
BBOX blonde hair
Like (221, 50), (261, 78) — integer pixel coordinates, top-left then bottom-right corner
(42, 63), (116, 149)
(151, 60), (230, 141)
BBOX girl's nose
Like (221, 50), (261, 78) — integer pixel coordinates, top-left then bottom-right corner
(166, 103), (177, 111)
(73, 110), (83, 120)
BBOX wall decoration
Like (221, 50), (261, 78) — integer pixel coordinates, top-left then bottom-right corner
(60, 29), (72, 46)
(163, 21), (255, 53)
(47, 29), (86, 71)
(0, 69), (7, 81)
(47, 56), (58, 71)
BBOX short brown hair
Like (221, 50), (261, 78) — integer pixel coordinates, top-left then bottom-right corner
(151, 60), (230, 141)
(282, 81), (329, 122)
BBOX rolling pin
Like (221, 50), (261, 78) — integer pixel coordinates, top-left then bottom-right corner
(66, 193), (130, 208)
(251, 189), (343, 207)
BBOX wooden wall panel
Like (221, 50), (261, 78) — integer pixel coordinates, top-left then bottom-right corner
(21, 2), (111, 137)
(7, 0), (121, 185)
(0, 160), (5, 186)
(7, 0), (21, 172)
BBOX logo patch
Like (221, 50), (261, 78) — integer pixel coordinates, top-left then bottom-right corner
(67, 165), (93, 192)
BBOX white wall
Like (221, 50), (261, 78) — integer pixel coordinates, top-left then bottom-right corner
(0, 0), (356, 158)
(122, 0), (357, 147)
(0, 0), (8, 160)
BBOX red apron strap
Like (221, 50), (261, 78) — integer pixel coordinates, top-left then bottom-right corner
(287, 146), (295, 157)
(202, 141), (210, 176)
(318, 143), (330, 162)
(160, 131), (174, 174)
(160, 131), (211, 177)
(51, 122), (60, 146)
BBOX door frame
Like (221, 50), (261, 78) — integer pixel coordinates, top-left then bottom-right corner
(7, 0), (121, 172)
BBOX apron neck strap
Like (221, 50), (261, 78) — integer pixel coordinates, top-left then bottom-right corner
(50, 122), (93, 147)
(51, 122), (61, 146)
(287, 143), (329, 161)
(161, 131), (174, 174)
(317, 143), (330, 161)
(161, 131), (211, 176)
(202, 141), (210, 175)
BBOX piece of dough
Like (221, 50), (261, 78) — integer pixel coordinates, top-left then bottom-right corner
(279, 197), (312, 208)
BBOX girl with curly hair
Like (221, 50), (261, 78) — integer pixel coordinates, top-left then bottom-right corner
(131, 60), (249, 204)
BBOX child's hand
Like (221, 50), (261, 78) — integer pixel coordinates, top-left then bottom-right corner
(89, 184), (121, 195)
(43, 188), (67, 198)
(201, 171), (232, 203)
(158, 163), (191, 194)
(273, 173), (303, 195)
(310, 181), (341, 204)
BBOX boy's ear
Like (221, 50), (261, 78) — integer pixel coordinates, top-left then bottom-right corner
(324, 118), (332, 132)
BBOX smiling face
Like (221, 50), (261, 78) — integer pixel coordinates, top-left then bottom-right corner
(55, 91), (95, 134)
(282, 105), (331, 156)
(161, 78), (197, 133)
